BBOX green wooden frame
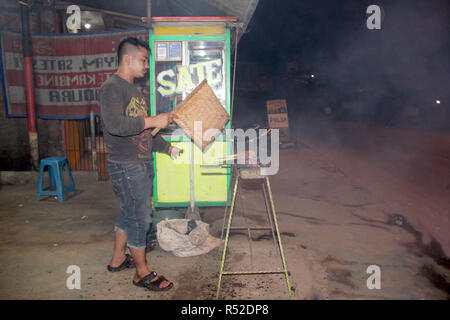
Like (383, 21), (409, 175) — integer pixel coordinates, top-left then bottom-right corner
(149, 27), (232, 207)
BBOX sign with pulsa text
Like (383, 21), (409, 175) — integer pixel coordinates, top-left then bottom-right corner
(0, 28), (148, 119)
(266, 99), (290, 142)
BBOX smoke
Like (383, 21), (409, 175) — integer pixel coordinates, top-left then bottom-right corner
(236, 0), (449, 132)
(313, 0), (449, 127)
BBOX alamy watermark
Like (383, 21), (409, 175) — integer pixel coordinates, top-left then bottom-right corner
(169, 123), (280, 176)
(66, 5), (81, 31)
(366, 265), (381, 289)
(66, 265), (81, 290)
(366, 5), (382, 30)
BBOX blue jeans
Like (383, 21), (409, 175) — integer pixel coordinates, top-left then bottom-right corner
(107, 161), (154, 250)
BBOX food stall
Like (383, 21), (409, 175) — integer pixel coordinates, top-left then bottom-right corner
(149, 17), (236, 208)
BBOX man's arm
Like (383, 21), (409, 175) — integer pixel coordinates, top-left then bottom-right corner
(99, 83), (174, 136)
(143, 113), (175, 130)
(152, 133), (171, 154)
(152, 133), (183, 159)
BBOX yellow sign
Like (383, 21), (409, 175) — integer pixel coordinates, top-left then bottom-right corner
(266, 99), (290, 141)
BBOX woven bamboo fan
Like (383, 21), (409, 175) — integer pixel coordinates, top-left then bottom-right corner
(172, 79), (229, 150)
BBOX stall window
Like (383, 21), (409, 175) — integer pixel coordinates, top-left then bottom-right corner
(153, 40), (226, 135)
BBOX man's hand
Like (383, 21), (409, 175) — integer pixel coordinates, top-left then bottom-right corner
(169, 146), (184, 160)
(144, 112), (175, 129)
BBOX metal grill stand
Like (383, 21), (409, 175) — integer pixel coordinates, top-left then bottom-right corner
(216, 166), (293, 299)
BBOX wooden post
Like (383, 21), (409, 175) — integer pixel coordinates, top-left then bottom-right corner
(20, 1), (39, 170)
(147, 0), (152, 29)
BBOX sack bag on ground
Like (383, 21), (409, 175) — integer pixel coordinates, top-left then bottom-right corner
(156, 219), (221, 257)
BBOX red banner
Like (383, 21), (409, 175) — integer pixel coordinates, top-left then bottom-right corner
(0, 28), (149, 119)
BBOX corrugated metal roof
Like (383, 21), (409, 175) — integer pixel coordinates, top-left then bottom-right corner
(69, 0), (258, 35)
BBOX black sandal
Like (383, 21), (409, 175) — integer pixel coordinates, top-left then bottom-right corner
(107, 254), (135, 272)
(132, 271), (174, 291)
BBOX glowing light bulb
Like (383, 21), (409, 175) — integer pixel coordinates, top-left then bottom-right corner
(435, 100), (441, 104)
(84, 23), (92, 29)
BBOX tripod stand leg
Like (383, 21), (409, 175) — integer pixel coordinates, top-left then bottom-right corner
(216, 176), (239, 299)
(265, 177), (293, 298)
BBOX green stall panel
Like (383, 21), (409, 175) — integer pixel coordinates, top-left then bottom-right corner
(154, 141), (191, 203)
(154, 141), (228, 205)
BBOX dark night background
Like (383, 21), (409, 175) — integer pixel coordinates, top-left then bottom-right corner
(1, 0), (450, 300)
(232, 0), (449, 129)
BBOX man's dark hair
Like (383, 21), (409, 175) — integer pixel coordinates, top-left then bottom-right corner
(117, 37), (150, 64)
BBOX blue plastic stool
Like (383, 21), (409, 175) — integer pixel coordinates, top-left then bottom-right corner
(36, 157), (76, 203)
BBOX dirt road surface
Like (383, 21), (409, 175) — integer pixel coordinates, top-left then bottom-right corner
(0, 120), (449, 300)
